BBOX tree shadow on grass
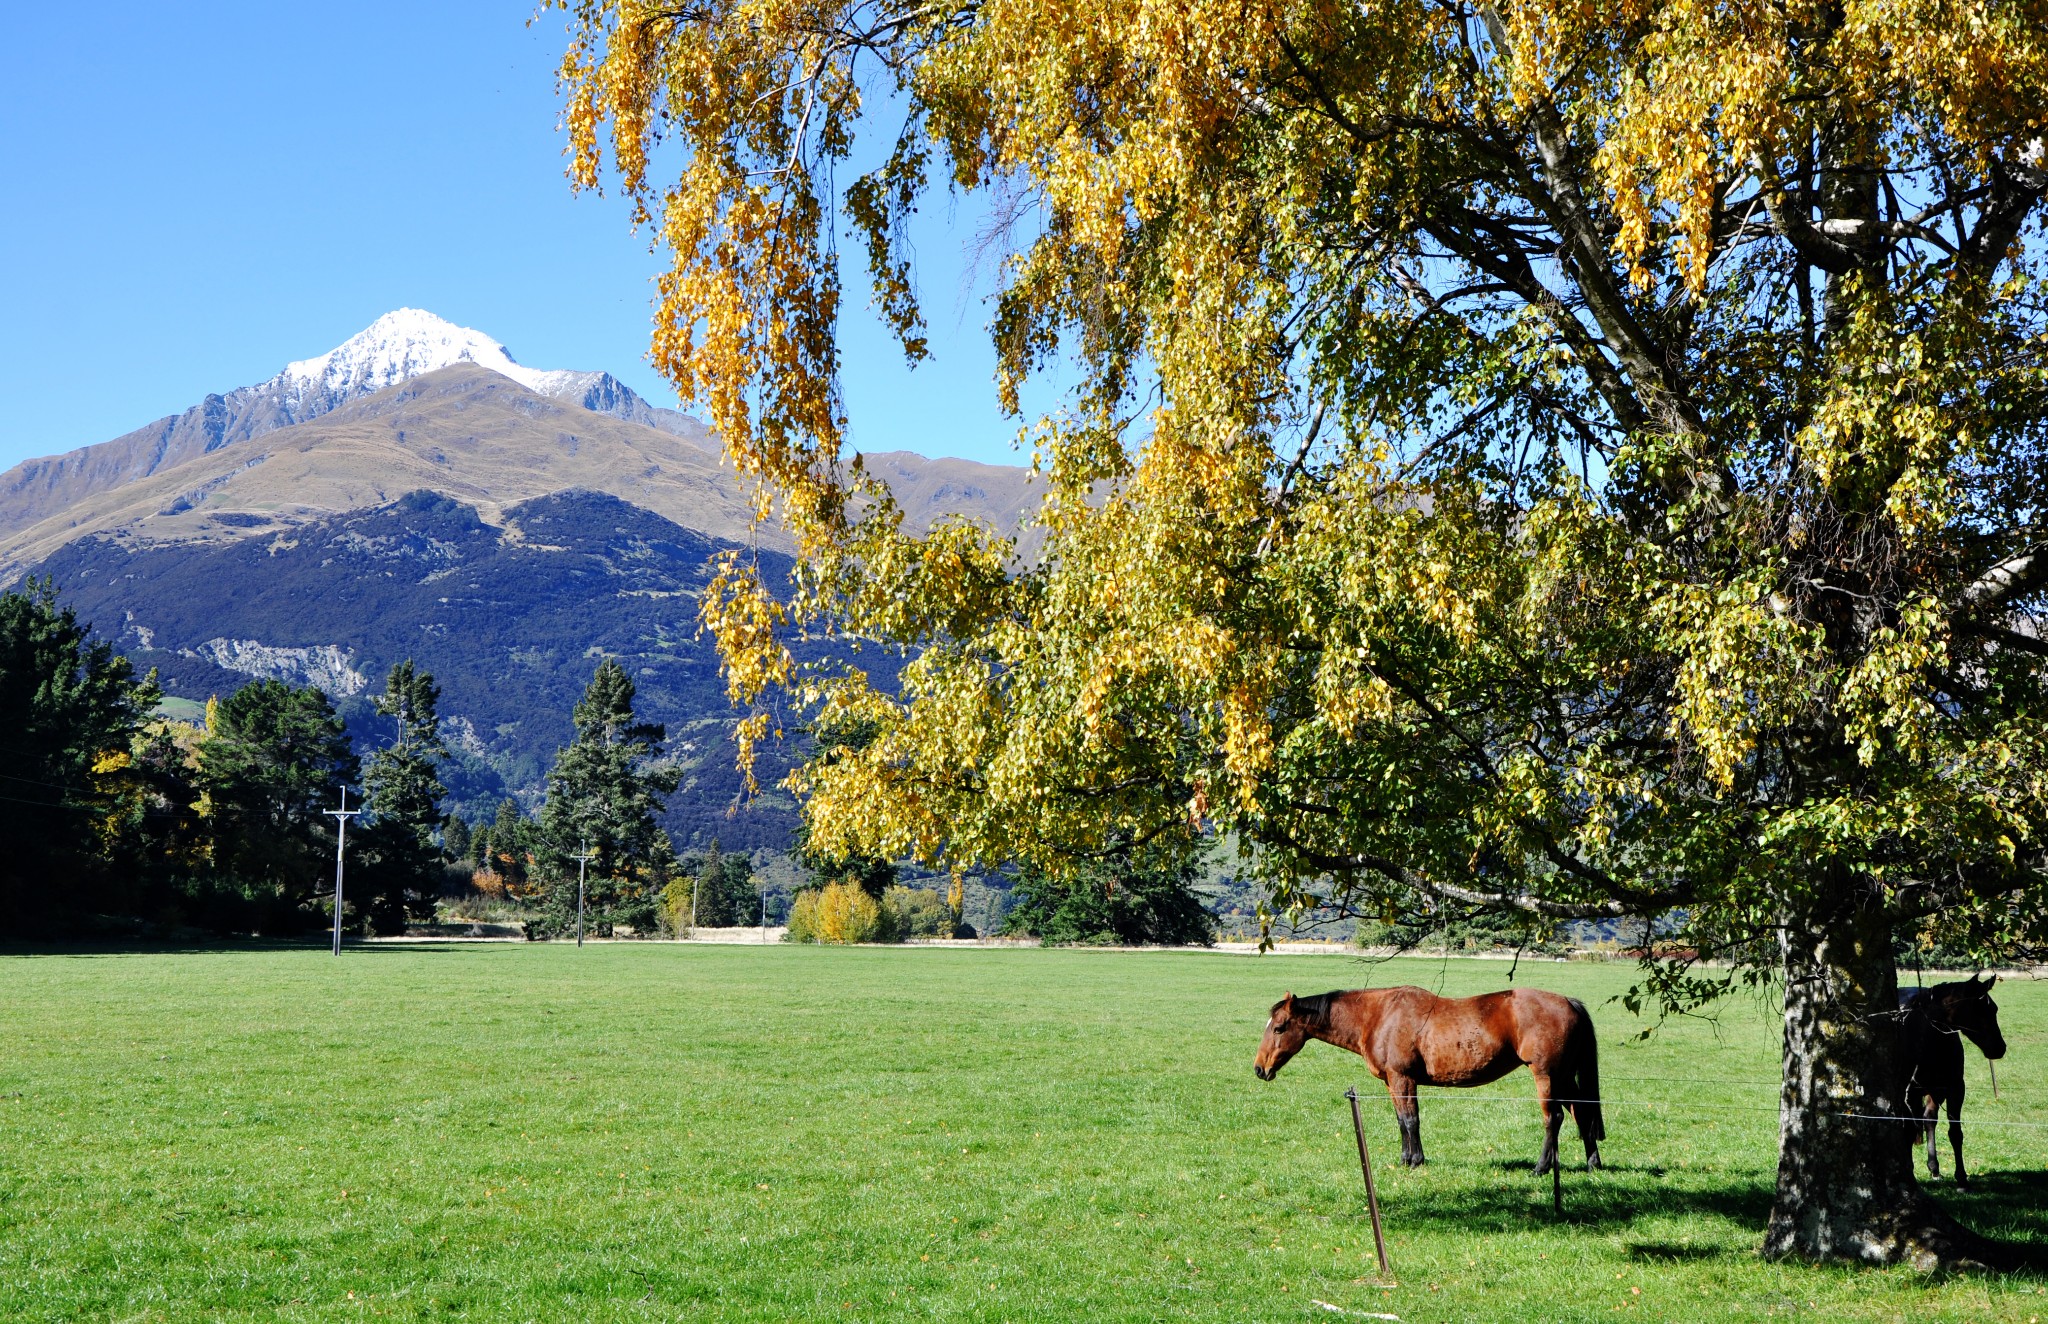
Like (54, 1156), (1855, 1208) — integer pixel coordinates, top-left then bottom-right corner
(1382, 1166), (1775, 1236)
(0, 936), (310, 958)
(0, 936), (474, 958)
(1378, 1160), (2048, 1277)
(1624, 1240), (1741, 1262)
(1932, 1169), (2048, 1271)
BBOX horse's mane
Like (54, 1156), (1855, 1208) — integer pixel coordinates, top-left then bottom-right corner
(1271, 992), (1338, 1027)
(1920, 978), (1993, 1002)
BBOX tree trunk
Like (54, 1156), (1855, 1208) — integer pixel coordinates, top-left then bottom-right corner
(1763, 899), (1992, 1266)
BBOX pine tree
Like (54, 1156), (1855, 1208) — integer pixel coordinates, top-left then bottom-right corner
(533, 660), (682, 937)
(441, 814), (471, 864)
(674, 840), (756, 928)
(489, 798), (527, 887)
(358, 661), (450, 935)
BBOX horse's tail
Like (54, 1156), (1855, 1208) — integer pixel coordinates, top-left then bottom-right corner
(1564, 997), (1606, 1143)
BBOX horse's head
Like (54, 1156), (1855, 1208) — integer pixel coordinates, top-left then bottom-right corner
(1935, 974), (2008, 1060)
(1254, 992), (1314, 1081)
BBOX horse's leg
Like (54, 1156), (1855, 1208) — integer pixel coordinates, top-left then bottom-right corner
(1948, 1096), (1968, 1189)
(1532, 1070), (1563, 1177)
(1909, 1093), (1938, 1175)
(1386, 1076), (1424, 1167)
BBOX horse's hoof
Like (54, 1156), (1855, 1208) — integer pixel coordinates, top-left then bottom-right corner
(1586, 1155), (1602, 1172)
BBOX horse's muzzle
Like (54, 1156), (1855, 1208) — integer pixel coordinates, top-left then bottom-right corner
(1254, 1065), (1274, 1081)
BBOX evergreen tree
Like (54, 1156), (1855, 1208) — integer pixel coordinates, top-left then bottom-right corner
(0, 578), (159, 932)
(673, 841), (757, 928)
(357, 661), (450, 935)
(532, 660), (682, 937)
(195, 679), (356, 932)
(441, 814), (471, 864)
(1003, 838), (1218, 948)
(121, 718), (210, 915)
(488, 798), (527, 886)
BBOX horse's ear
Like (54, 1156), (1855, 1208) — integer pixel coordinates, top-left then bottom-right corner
(1282, 991), (1295, 1011)
(1988, 974), (1999, 987)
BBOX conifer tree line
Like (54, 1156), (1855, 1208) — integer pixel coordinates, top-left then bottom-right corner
(0, 581), (690, 939)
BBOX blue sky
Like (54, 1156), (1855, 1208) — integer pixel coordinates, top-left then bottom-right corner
(0, 2), (1031, 472)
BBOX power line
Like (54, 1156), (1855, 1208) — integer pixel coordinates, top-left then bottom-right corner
(571, 845), (596, 948)
(323, 787), (361, 957)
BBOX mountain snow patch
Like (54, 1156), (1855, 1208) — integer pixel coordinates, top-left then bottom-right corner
(278, 308), (611, 411)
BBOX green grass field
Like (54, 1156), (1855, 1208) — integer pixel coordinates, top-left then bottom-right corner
(5, 944), (2048, 1322)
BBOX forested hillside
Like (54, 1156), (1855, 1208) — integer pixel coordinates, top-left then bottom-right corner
(33, 488), (805, 850)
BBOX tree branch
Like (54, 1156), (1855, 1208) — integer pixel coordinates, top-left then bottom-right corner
(1963, 547), (2045, 610)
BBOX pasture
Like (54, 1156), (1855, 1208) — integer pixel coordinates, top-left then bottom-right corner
(4, 945), (2048, 1322)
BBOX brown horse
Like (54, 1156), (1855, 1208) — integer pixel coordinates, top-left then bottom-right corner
(1254, 986), (1605, 1174)
(1898, 975), (2007, 1188)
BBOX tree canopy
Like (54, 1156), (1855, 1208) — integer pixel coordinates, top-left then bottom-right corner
(1004, 838), (1219, 947)
(359, 660), (452, 935)
(195, 679), (358, 929)
(0, 579), (159, 929)
(556, 0), (2048, 1263)
(533, 658), (683, 935)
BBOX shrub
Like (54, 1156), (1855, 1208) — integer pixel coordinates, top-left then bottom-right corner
(884, 885), (953, 939)
(786, 881), (896, 943)
(785, 888), (821, 942)
(659, 873), (693, 936)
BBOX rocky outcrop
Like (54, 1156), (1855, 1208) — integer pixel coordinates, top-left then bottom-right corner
(183, 639), (371, 697)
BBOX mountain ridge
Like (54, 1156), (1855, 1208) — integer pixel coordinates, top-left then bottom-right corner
(1, 309), (1040, 579)
(0, 310), (723, 541)
(1, 363), (1041, 578)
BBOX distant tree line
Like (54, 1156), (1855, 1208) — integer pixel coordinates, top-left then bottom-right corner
(0, 581), (680, 941)
(0, 578), (1222, 945)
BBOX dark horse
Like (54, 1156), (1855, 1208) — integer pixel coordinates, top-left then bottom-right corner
(1255, 987), (1605, 1174)
(1898, 975), (2007, 1188)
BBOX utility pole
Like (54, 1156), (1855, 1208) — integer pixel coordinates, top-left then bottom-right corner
(571, 845), (595, 948)
(760, 874), (769, 943)
(325, 787), (361, 956)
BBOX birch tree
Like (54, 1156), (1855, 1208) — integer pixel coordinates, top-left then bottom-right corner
(553, 0), (2048, 1264)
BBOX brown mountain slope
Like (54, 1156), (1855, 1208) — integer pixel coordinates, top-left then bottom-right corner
(0, 309), (722, 537)
(0, 364), (1040, 575)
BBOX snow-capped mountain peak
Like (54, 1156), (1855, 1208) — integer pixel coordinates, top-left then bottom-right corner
(0, 309), (711, 547)
(279, 308), (591, 401)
